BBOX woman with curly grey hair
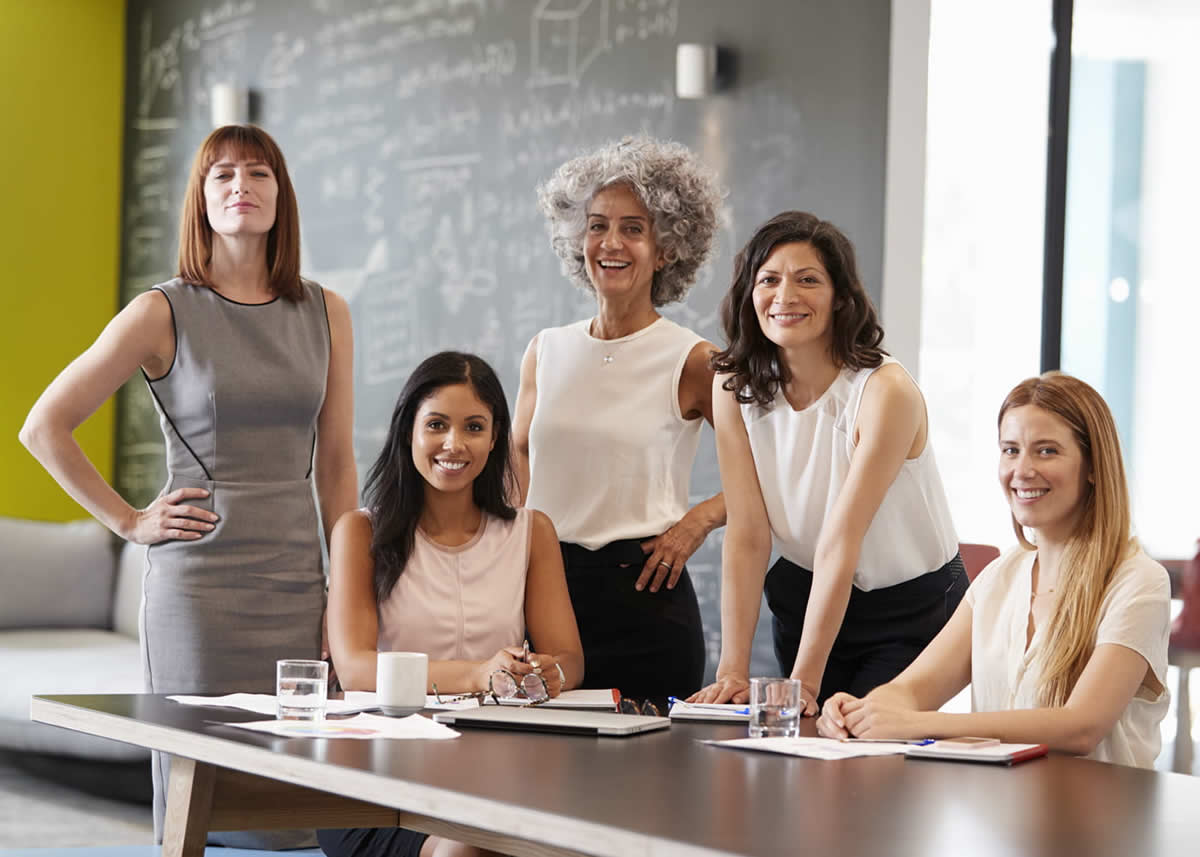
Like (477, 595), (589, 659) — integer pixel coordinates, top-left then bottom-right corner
(512, 136), (725, 700)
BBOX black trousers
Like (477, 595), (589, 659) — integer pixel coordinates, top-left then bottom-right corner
(318, 826), (427, 857)
(765, 554), (967, 706)
(561, 539), (706, 700)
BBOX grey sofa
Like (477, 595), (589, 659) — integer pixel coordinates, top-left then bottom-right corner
(0, 516), (146, 765)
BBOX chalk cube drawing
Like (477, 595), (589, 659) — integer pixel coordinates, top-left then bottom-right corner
(530, 0), (610, 87)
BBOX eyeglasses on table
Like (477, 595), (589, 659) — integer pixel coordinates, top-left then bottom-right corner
(433, 668), (550, 707)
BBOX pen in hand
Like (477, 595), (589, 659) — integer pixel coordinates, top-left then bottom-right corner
(839, 737), (934, 745)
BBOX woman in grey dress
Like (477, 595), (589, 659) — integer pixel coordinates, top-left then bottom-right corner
(20, 124), (357, 846)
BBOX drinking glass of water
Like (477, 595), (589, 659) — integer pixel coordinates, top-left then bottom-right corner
(276, 659), (328, 721)
(748, 677), (802, 738)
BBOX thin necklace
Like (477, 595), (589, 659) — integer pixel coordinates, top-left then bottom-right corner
(591, 319), (634, 367)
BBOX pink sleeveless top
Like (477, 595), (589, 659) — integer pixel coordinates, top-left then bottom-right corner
(376, 509), (532, 661)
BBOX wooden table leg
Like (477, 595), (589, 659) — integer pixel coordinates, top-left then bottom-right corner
(162, 756), (216, 857)
(1175, 664), (1193, 774)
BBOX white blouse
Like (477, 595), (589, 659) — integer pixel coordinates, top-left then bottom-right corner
(526, 317), (703, 549)
(742, 357), (958, 590)
(965, 545), (1171, 768)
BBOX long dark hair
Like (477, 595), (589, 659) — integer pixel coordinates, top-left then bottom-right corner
(711, 211), (885, 406)
(363, 352), (516, 602)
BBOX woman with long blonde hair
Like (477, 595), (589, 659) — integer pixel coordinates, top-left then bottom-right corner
(816, 372), (1171, 767)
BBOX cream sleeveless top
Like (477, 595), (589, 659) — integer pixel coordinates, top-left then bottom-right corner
(376, 509), (532, 661)
(526, 317), (704, 549)
(966, 546), (1170, 768)
(742, 357), (957, 590)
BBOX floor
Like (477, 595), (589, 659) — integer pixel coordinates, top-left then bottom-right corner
(0, 753), (152, 848)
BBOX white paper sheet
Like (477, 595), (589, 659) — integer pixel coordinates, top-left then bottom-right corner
(167, 692), (480, 715)
(668, 701), (751, 722)
(704, 736), (913, 760)
(223, 712), (460, 740)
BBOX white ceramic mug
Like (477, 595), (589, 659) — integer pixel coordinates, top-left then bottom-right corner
(376, 651), (428, 717)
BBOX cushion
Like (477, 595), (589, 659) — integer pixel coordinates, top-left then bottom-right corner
(0, 518), (117, 630)
(0, 628), (146, 761)
(113, 541), (146, 639)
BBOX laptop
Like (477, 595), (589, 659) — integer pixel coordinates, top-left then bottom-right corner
(432, 704), (669, 736)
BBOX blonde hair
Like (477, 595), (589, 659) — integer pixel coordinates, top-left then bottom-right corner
(998, 372), (1136, 707)
(177, 124), (304, 301)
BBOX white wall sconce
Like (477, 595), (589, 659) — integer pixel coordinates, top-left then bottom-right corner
(211, 83), (249, 127)
(676, 43), (725, 99)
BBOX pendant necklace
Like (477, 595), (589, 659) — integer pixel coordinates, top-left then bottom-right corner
(591, 320), (626, 367)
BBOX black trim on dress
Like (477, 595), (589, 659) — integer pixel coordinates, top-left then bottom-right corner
(143, 286), (178, 382)
(141, 371), (214, 481)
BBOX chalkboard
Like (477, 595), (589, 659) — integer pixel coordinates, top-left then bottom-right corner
(115, 0), (891, 681)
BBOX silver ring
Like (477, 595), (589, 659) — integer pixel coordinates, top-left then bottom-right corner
(555, 663), (566, 686)
(657, 561), (672, 570)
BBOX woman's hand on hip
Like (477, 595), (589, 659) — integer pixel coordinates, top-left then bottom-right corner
(126, 487), (218, 544)
(637, 512), (709, 592)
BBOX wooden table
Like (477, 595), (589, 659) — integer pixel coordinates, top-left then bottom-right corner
(31, 694), (1200, 857)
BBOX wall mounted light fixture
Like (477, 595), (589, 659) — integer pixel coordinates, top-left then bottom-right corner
(676, 43), (724, 99)
(210, 83), (249, 127)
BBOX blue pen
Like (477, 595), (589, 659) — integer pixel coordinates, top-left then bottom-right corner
(840, 737), (934, 745)
(668, 696), (750, 715)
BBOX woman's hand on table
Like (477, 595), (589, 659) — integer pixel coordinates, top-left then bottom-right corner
(816, 693), (861, 738)
(818, 693), (926, 740)
(637, 511), (710, 593)
(687, 674), (751, 704)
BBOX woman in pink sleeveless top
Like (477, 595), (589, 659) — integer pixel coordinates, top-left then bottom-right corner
(324, 351), (583, 857)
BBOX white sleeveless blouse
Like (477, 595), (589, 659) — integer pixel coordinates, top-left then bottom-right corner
(742, 358), (957, 591)
(376, 509), (532, 661)
(526, 317), (703, 549)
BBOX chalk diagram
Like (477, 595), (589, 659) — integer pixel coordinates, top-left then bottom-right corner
(431, 213), (499, 315)
(529, 0), (611, 88)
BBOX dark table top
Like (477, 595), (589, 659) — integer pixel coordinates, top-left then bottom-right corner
(32, 694), (1200, 857)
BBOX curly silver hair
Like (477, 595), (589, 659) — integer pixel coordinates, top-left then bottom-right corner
(536, 136), (722, 306)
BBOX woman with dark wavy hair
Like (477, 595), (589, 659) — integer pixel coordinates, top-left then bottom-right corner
(513, 136), (725, 701)
(690, 212), (965, 713)
(324, 351), (583, 857)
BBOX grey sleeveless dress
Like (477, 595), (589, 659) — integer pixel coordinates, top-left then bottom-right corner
(141, 278), (329, 848)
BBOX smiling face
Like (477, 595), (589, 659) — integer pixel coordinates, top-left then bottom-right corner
(998, 404), (1092, 546)
(583, 183), (663, 302)
(751, 241), (837, 352)
(203, 150), (279, 238)
(411, 383), (496, 496)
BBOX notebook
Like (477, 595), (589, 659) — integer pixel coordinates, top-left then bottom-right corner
(432, 704), (669, 736)
(668, 700), (751, 722)
(906, 740), (1048, 765)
